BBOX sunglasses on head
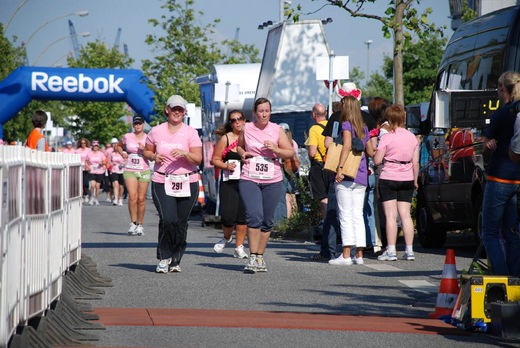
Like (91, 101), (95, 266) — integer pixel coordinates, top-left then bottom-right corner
(230, 116), (244, 123)
(133, 122), (143, 125)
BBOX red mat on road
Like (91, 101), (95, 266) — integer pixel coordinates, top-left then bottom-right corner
(92, 307), (467, 336)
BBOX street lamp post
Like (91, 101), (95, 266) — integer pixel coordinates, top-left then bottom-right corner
(25, 11), (89, 48)
(33, 32), (90, 66)
(365, 39), (373, 87)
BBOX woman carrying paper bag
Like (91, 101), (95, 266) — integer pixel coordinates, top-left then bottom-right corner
(329, 96), (376, 266)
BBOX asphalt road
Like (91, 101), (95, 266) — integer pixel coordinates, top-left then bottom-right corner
(79, 198), (513, 348)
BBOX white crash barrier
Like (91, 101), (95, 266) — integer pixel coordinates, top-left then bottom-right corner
(0, 146), (82, 347)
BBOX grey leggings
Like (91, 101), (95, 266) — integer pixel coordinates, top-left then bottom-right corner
(238, 180), (283, 231)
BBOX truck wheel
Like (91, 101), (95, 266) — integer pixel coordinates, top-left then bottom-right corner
(416, 204), (446, 248)
(472, 200), (483, 245)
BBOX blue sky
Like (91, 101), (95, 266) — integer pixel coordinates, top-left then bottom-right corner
(1, 0), (452, 77)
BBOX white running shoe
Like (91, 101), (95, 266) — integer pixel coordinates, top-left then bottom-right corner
(135, 224), (144, 236)
(354, 257), (364, 265)
(112, 200), (117, 206)
(128, 223), (138, 235)
(233, 245), (248, 259)
(213, 236), (233, 253)
(156, 258), (171, 273)
(244, 254), (257, 273)
(255, 256), (267, 272)
(83, 196), (89, 203)
(403, 252), (415, 261)
(328, 255), (353, 265)
(106, 196), (112, 203)
(88, 198), (94, 206)
(94, 199), (100, 206)
(169, 265), (182, 273)
(118, 199), (123, 206)
(378, 249), (398, 261)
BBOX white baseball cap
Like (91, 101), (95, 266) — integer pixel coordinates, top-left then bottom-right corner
(166, 95), (187, 109)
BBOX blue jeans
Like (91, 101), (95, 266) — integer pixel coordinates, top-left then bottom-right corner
(364, 173), (376, 247)
(320, 183), (339, 258)
(482, 180), (520, 276)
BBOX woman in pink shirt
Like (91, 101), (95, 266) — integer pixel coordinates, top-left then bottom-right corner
(237, 98), (294, 273)
(116, 115), (151, 236)
(143, 95), (202, 274)
(61, 141), (75, 153)
(109, 139), (126, 207)
(75, 138), (91, 202)
(86, 140), (106, 206)
(374, 105), (419, 261)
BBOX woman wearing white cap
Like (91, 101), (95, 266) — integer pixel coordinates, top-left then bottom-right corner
(116, 115), (151, 236)
(109, 138), (126, 206)
(143, 95), (202, 273)
(61, 140), (75, 153)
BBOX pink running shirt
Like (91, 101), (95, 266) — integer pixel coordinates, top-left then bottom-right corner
(75, 147), (91, 168)
(121, 132), (150, 172)
(241, 121), (282, 184)
(110, 152), (125, 174)
(377, 127), (418, 181)
(146, 122), (202, 184)
(86, 150), (106, 175)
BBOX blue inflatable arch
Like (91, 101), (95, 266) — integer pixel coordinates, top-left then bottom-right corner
(0, 66), (156, 138)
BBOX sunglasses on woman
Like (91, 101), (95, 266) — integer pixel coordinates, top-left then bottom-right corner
(230, 116), (244, 123)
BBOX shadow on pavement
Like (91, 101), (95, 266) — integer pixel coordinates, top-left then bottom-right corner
(109, 262), (156, 273)
(197, 263), (244, 271)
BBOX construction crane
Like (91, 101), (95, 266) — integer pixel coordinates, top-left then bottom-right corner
(68, 20), (81, 59)
(113, 28), (122, 51)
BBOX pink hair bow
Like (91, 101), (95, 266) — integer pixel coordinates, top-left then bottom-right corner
(338, 89), (361, 99)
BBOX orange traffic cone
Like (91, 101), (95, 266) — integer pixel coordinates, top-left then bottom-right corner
(197, 174), (205, 206)
(429, 249), (459, 318)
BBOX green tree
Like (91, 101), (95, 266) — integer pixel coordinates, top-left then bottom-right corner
(221, 39), (261, 64)
(286, 0), (445, 106)
(379, 32), (446, 105)
(1, 23), (29, 143)
(65, 41), (133, 143)
(365, 72), (393, 101)
(461, 0), (478, 23)
(143, 0), (224, 116)
(348, 66), (365, 89)
(143, 0), (261, 119)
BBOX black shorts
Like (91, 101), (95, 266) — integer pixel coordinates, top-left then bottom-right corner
(378, 179), (414, 203)
(82, 170), (90, 188)
(219, 180), (246, 227)
(110, 172), (125, 185)
(309, 161), (333, 201)
(90, 173), (105, 184)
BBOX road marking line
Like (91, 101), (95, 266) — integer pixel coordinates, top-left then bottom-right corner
(399, 280), (438, 293)
(363, 264), (401, 271)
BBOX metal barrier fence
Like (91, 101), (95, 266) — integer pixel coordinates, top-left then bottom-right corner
(0, 146), (82, 347)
